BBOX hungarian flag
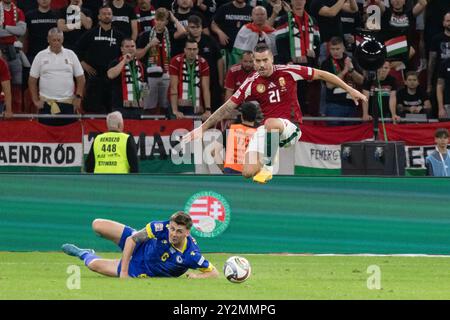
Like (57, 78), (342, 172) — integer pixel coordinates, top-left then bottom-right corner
(385, 35), (408, 57)
(295, 123), (373, 175)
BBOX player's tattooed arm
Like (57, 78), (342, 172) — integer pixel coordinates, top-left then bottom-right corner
(202, 99), (238, 130)
(131, 228), (149, 243)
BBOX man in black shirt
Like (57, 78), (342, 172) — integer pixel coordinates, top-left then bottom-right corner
(437, 58), (450, 119)
(76, 5), (125, 114)
(396, 71), (431, 118)
(310, 0), (358, 58)
(211, 0), (252, 66)
(110, 0), (138, 40)
(321, 36), (364, 125)
(185, 15), (224, 112)
(25, 0), (58, 62)
(428, 12), (450, 96)
(362, 61), (400, 123)
(57, 0), (93, 52)
(107, 38), (146, 119)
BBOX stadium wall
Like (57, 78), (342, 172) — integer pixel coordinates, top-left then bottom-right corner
(1, 174), (449, 254)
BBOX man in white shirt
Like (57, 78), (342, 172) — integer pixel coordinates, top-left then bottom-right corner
(29, 27), (85, 125)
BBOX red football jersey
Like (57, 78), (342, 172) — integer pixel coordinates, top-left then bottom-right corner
(230, 64), (315, 123)
(224, 63), (253, 92)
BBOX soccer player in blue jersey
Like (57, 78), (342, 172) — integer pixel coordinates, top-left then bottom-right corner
(62, 211), (219, 279)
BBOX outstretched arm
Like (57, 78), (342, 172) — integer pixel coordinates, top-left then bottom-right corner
(186, 265), (220, 279)
(183, 99), (238, 142)
(120, 228), (149, 278)
(313, 69), (367, 105)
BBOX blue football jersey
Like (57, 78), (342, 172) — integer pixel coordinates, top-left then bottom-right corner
(128, 220), (213, 278)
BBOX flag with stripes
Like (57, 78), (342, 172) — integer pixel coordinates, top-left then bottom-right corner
(385, 35), (408, 57)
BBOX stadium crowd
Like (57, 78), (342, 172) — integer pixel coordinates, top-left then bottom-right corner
(0, 0), (449, 126)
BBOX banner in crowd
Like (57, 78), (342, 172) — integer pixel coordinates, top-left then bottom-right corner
(82, 119), (194, 173)
(0, 121), (83, 172)
(0, 120), (194, 173)
(295, 122), (450, 176)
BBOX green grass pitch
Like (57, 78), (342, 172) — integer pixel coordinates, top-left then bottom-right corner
(1, 252), (450, 300)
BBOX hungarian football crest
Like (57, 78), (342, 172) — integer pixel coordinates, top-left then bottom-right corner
(185, 191), (231, 238)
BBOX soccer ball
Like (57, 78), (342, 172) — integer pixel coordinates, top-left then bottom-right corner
(223, 256), (251, 283)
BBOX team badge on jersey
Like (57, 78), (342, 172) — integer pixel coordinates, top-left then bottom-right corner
(279, 77), (286, 87)
(256, 84), (266, 93)
(185, 191), (231, 238)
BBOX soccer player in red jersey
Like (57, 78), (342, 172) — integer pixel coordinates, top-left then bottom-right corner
(184, 43), (367, 183)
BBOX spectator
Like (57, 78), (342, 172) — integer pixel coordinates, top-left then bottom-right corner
(427, 12), (450, 108)
(275, 0), (320, 115)
(310, 0), (357, 116)
(310, 0), (358, 64)
(136, 8), (184, 116)
(15, 0), (38, 15)
(184, 15), (224, 112)
(423, 0), (450, 56)
(425, 128), (450, 177)
(321, 36), (364, 125)
(381, 0), (427, 80)
(396, 71), (431, 118)
(211, 0), (252, 67)
(169, 38), (211, 119)
(0, 0), (27, 113)
(267, 0), (291, 28)
(0, 51), (12, 118)
(362, 61), (400, 123)
(437, 58), (450, 119)
(76, 5), (125, 114)
(191, 0), (216, 28)
(28, 28), (85, 126)
(231, 6), (276, 65)
(82, 0), (104, 25)
(107, 38), (147, 119)
(172, 0), (208, 33)
(25, 0), (58, 63)
(224, 50), (254, 101)
(135, 0), (156, 34)
(57, 0), (93, 52)
(109, 0), (138, 40)
(340, 4), (362, 53)
(85, 111), (139, 173)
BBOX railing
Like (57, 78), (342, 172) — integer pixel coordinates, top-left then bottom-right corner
(3, 114), (444, 123)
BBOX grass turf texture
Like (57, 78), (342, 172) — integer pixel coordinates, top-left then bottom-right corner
(1, 252), (450, 299)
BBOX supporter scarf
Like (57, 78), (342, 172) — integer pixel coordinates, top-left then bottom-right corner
(0, 2), (18, 27)
(147, 27), (171, 74)
(121, 57), (145, 104)
(179, 55), (201, 113)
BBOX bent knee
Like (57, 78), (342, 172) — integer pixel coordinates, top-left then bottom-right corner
(242, 166), (259, 179)
(264, 118), (284, 131)
(92, 219), (105, 233)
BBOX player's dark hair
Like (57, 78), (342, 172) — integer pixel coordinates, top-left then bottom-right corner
(241, 102), (258, 123)
(435, 128), (449, 138)
(253, 43), (271, 54)
(187, 15), (202, 26)
(170, 211), (193, 230)
(329, 36), (344, 46)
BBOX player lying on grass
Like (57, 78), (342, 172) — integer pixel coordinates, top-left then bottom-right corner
(62, 211), (219, 279)
(183, 43), (367, 184)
